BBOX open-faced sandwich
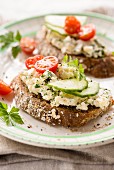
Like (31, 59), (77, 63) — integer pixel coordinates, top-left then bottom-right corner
(36, 15), (114, 78)
(11, 55), (113, 128)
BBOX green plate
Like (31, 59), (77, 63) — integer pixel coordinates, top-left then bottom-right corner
(0, 12), (114, 149)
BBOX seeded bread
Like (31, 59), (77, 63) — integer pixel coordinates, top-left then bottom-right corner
(11, 76), (113, 128)
(36, 28), (114, 78)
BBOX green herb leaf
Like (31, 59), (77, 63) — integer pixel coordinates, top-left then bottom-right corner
(0, 32), (14, 47)
(0, 102), (8, 110)
(2, 115), (10, 126)
(35, 84), (40, 88)
(0, 110), (8, 117)
(0, 102), (24, 126)
(79, 64), (84, 74)
(12, 46), (21, 58)
(47, 71), (52, 78)
(15, 31), (22, 41)
(62, 54), (68, 63)
(10, 113), (24, 124)
(0, 31), (22, 58)
(10, 106), (19, 113)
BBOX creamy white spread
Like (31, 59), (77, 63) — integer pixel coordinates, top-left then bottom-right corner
(46, 29), (108, 58)
(20, 67), (112, 111)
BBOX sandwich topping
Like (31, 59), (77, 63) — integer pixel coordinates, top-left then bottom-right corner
(20, 55), (112, 111)
(44, 15), (108, 58)
(46, 31), (107, 58)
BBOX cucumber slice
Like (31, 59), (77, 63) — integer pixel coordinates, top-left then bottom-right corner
(69, 81), (99, 97)
(45, 15), (87, 28)
(48, 78), (88, 92)
(45, 23), (67, 35)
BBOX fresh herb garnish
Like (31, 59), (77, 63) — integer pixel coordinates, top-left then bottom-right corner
(62, 55), (85, 80)
(12, 46), (21, 58)
(35, 84), (40, 88)
(0, 102), (24, 126)
(0, 31), (22, 58)
(47, 70), (53, 78)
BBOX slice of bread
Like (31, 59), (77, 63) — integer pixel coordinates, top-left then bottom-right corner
(36, 28), (114, 78)
(11, 76), (113, 128)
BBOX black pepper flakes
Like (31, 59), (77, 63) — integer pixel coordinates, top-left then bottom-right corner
(27, 125), (32, 128)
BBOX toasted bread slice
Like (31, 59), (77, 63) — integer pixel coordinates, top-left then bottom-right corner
(36, 28), (114, 78)
(11, 76), (113, 128)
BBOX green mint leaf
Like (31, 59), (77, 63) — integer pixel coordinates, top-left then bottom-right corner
(10, 113), (24, 124)
(35, 84), (40, 88)
(0, 32), (14, 44)
(0, 110), (8, 117)
(0, 35), (6, 43)
(0, 102), (24, 126)
(1, 42), (10, 49)
(2, 115), (10, 126)
(0, 31), (22, 58)
(0, 102), (8, 110)
(12, 46), (21, 58)
(6, 32), (14, 42)
(10, 106), (19, 113)
(15, 31), (22, 41)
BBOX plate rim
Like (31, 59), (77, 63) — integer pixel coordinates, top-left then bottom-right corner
(1, 11), (114, 31)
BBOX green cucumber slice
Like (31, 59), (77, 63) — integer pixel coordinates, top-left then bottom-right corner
(69, 81), (99, 97)
(45, 15), (87, 28)
(48, 78), (88, 92)
(45, 23), (67, 35)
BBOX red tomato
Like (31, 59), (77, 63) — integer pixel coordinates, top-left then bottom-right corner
(25, 55), (44, 69)
(34, 56), (58, 73)
(20, 37), (36, 55)
(79, 24), (96, 41)
(0, 80), (12, 95)
(64, 16), (81, 34)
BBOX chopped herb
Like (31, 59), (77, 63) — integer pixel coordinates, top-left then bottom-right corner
(0, 102), (24, 126)
(41, 74), (45, 77)
(35, 84), (40, 88)
(12, 46), (21, 58)
(62, 55), (85, 80)
(0, 31), (22, 58)
(47, 71), (52, 78)
(44, 71), (53, 83)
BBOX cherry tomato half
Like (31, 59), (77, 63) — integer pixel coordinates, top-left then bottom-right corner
(0, 80), (12, 95)
(20, 37), (36, 55)
(25, 55), (44, 69)
(79, 24), (96, 41)
(34, 56), (58, 73)
(64, 16), (81, 34)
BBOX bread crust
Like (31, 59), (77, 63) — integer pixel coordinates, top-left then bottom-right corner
(11, 76), (113, 128)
